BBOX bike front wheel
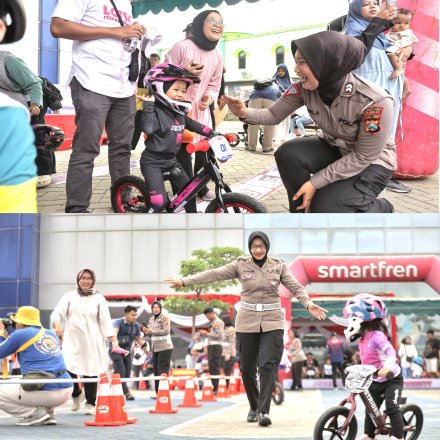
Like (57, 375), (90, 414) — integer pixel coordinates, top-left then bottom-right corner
(204, 192), (268, 213)
(272, 382), (284, 406)
(313, 406), (357, 440)
(111, 175), (149, 213)
(401, 403), (423, 440)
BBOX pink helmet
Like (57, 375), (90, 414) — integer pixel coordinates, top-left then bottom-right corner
(144, 63), (201, 87)
(144, 63), (200, 114)
(343, 293), (387, 342)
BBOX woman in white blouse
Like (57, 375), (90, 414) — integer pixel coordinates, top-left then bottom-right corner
(51, 269), (118, 415)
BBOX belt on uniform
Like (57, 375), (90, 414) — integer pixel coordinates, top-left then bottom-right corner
(151, 335), (168, 342)
(240, 301), (281, 312)
(208, 341), (223, 346)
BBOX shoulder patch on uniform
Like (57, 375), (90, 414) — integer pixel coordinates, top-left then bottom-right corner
(284, 82), (301, 96)
(236, 256), (252, 262)
(362, 106), (383, 134)
(343, 82), (354, 95)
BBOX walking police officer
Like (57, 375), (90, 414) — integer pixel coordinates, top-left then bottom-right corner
(166, 231), (327, 427)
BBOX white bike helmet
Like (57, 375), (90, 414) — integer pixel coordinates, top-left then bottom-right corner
(343, 293), (387, 342)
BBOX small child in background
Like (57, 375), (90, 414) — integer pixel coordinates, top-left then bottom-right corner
(343, 293), (404, 440)
(386, 8), (418, 99)
(322, 357), (333, 379)
(411, 356), (424, 379)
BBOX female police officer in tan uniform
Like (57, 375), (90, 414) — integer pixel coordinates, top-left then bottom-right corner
(142, 300), (173, 397)
(224, 26), (397, 214)
(166, 231), (326, 427)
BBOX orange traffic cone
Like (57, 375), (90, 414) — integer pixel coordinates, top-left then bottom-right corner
(149, 374), (178, 414)
(228, 375), (238, 395)
(199, 374), (217, 402)
(216, 376), (229, 398)
(85, 373), (126, 426)
(111, 374), (137, 424)
(178, 378), (201, 408)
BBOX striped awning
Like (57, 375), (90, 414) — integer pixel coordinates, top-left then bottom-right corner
(132, 0), (262, 16)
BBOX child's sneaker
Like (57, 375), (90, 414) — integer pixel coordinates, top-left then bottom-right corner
(71, 391), (84, 411)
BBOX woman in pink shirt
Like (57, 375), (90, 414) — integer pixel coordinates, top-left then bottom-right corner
(165, 10), (224, 200)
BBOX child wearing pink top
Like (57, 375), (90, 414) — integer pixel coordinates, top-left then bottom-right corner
(343, 294), (403, 440)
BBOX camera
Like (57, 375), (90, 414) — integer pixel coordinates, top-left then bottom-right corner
(1, 313), (16, 330)
(124, 37), (139, 53)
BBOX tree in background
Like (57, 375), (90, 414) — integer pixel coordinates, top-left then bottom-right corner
(164, 246), (242, 334)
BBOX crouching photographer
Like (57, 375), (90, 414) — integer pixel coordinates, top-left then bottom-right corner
(0, 306), (73, 426)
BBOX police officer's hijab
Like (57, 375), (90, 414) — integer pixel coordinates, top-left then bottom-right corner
(248, 231), (270, 267)
(291, 31), (366, 105)
(152, 300), (163, 319)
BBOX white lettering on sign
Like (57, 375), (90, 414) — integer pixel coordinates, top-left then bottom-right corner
(317, 261), (418, 279)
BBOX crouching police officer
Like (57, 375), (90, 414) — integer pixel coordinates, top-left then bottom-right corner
(0, 306), (73, 426)
(166, 231), (327, 427)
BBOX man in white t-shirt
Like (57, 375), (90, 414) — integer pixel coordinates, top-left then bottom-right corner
(51, 0), (146, 212)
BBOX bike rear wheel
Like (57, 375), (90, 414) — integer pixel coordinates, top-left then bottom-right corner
(272, 382), (284, 405)
(111, 175), (149, 213)
(313, 406), (357, 440)
(401, 403), (423, 440)
(204, 192), (268, 213)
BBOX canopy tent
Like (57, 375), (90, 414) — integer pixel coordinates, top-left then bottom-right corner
(131, 0), (262, 17)
(292, 297), (440, 319)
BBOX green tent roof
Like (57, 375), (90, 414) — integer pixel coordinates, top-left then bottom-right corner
(132, 0), (261, 17)
(292, 298), (440, 318)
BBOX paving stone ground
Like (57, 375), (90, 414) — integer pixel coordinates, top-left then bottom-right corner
(37, 121), (438, 214)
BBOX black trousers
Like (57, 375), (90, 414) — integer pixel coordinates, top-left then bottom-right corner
(236, 330), (284, 414)
(291, 360), (304, 390)
(68, 370), (97, 406)
(364, 374), (404, 438)
(152, 349), (172, 393)
(139, 159), (196, 213)
(110, 351), (133, 395)
(274, 136), (393, 213)
(207, 345), (223, 391)
(331, 362), (345, 388)
(131, 110), (143, 150)
(31, 111), (56, 175)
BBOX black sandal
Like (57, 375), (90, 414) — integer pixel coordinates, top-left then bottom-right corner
(125, 393), (135, 401)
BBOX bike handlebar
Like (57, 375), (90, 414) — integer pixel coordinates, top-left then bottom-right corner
(186, 139), (210, 154)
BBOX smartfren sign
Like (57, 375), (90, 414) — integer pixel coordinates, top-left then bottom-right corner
(317, 261), (419, 279)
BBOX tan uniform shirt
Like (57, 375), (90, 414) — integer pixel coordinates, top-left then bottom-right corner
(147, 314), (173, 352)
(222, 326), (237, 357)
(287, 338), (307, 364)
(244, 72), (396, 189)
(182, 256), (312, 333)
(206, 316), (224, 346)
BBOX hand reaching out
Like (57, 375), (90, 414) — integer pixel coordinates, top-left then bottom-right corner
(308, 303), (328, 320)
(222, 95), (248, 118)
(165, 276), (184, 288)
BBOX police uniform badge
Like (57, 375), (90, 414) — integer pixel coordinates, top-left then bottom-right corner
(363, 106), (383, 134)
(284, 82), (301, 96)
